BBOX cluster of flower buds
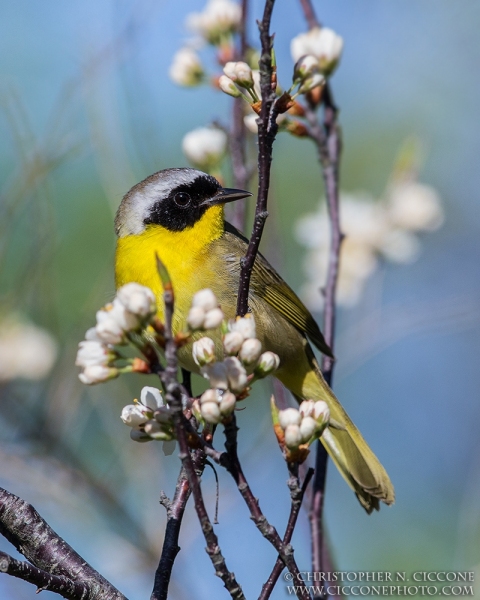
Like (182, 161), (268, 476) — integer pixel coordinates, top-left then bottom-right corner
(182, 126), (228, 173)
(76, 283), (156, 385)
(291, 27), (344, 77)
(186, 288), (224, 331)
(277, 400), (330, 450)
(292, 55), (326, 96)
(169, 47), (204, 87)
(121, 387), (176, 453)
(219, 61), (259, 103)
(188, 295), (280, 424)
(187, 0), (241, 47)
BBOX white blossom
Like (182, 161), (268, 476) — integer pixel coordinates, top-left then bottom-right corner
(219, 390), (236, 415)
(169, 47), (204, 86)
(244, 113), (259, 134)
(299, 416), (317, 442)
(255, 351), (280, 376)
(299, 399), (315, 418)
(0, 318), (57, 382)
(223, 331), (244, 355)
(291, 27), (344, 76)
(219, 74), (241, 97)
(293, 54), (320, 82)
(380, 228), (421, 264)
(278, 407), (302, 430)
(297, 72), (325, 95)
(203, 307), (224, 330)
(201, 401), (222, 424)
(116, 283), (156, 319)
(229, 314), (256, 340)
(108, 298), (140, 332)
(76, 340), (113, 368)
(95, 310), (125, 345)
(192, 289), (218, 312)
(284, 424), (302, 449)
(140, 386), (164, 411)
(200, 388), (220, 404)
(192, 337), (216, 366)
(186, 0), (241, 45)
(187, 306), (207, 330)
(238, 338), (262, 366)
(388, 182), (444, 232)
(121, 404), (149, 427)
(224, 356), (248, 393)
(182, 126), (228, 171)
(313, 400), (330, 426)
(79, 365), (118, 385)
(201, 362), (229, 390)
(223, 61), (254, 88)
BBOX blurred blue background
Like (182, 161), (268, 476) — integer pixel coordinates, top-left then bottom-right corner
(1, 1), (480, 598)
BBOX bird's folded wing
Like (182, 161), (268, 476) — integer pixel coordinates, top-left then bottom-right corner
(222, 224), (333, 358)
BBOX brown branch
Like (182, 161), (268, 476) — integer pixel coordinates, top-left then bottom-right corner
(298, 0), (320, 29)
(236, 0), (278, 316)
(0, 488), (126, 600)
(156, 258), (245, 600)
(259, 467), (314, 600)
(0, 551), (89, 600)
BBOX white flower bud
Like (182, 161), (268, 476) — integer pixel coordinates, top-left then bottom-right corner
(293, 54), (319, 82)
(130, 428), (153, 443)
(229, 314), (256, 340)
(299, 416), (317, 443)
(313, 400), (330, 427)
(201, 362), (229, 390)
(192, 289), (218, 312)
(187, 306), (206, 330)
(219, 390), (236, 416)
(169, 47), (204, 86)
(224, 356), (248, 393)
(121, 404), (149, 427)
(186, 0), (241, 45)
(182, 127), (227, 171)
(192, 337), (216, 366)
(388, 182), (444, 232)
(255, 351), (280, 376)
(200, 388), (221, 405)
(109, 298), (140, 331)
(291, 27), (344, 76)
(144, 420), (171, 440)
(85, 327), (101, 341)
(299, 399), (315, 418)
(201, 401), (222, 424)
(76, 340), (113, 368)
(219, 75), (241, 97)
(95, 310), (125, 345)
(116, 283), (156, 318)
(238, 338), (262, 366)
(203, 308), (224, 330)
(244, 113), (259, 134)
(223, 331), (244, 355)
(298, 72), (325, 95)
(140, 386), (164, 411)
(278, 407), (302, 430)
(79, 365), (118, 385)
(284, 424), (302, 449)
(223, 61), (254, 88)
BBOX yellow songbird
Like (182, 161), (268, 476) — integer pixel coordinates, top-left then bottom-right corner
(114, 167), (394, 512)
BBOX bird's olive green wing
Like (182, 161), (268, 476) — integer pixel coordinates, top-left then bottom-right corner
(222, 222), (333, 358)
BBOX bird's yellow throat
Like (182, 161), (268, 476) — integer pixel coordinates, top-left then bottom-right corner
(115, 204), (225, 320)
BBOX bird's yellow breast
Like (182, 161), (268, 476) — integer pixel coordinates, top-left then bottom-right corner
(115, 205), (225, 327)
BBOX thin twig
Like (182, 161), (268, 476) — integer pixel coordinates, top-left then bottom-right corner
(156, 258), (245, 600)
(0, 551), (88, 600)
(236, 0), (279, 316)
(0, 488), (126, 600)
(259, 467), (314, 600)
(221, 418), (311, 600)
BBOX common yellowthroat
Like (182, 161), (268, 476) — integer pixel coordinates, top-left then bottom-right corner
(115, 168), (394, 512)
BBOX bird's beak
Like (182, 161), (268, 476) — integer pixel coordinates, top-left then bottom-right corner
(201, 187), (253, 206)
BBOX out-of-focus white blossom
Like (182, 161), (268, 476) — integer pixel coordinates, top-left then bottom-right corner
(169, 47), (204, 86)
(203, 307), (224, 329)
(182, 126), (227, 171)
(223, 61), (254, 89)
(223, 331), (244, 355)
(186, 0), (241, 45)
(0, 318), (58, 382)
(388, 182), (444, 232)
(192, 337), (216, 366)
(295, 181), (444, 309)
(244, 113), (259, 134)
(79, 365), (118, 385)
(192, 289), (218, 311)
(293, 54), (320, 82)
(116, 283), (156, 318)
(255, 351), (280, 376)
(297, 72), (325, 95)
(187, 306), (207, 330)
(291, 27), (344, 76)
(239, 338), (262, 366)
(76, 340), (113, 368)
(229, 314), (256, 341)
(201, 362), (229, 390)
(299, 400), (315, 418)
(95, 309), (126, 345)
(224, 356), (248, 393)
(219, 74), (241, 97)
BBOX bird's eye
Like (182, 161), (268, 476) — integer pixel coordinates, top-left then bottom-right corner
(174, 192), (191, 208)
